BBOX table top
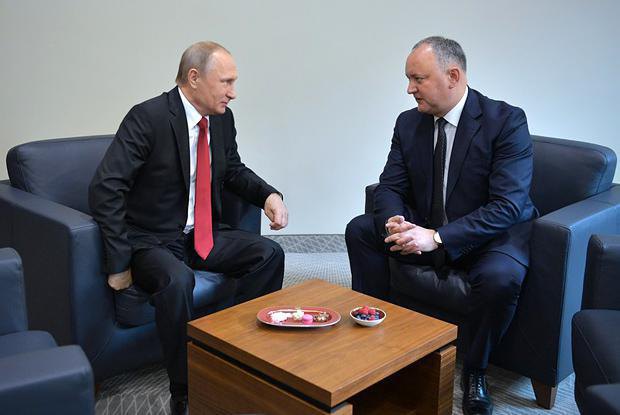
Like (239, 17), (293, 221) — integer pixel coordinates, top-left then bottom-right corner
(188, 279), (457, 407)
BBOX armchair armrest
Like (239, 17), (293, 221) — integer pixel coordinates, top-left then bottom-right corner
(0, 248), (27, 335)
(221, 188), (261, 234)
(0, 184), (116, 360)
(0, 345), (94, 415)
(506, 184), (620, 385)
(583, 234), (620, 310)
(582, 383), (620, 415)
(365, 183), (379, 215)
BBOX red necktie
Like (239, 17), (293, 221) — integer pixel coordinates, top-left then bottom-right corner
(194, 117), (213, 259)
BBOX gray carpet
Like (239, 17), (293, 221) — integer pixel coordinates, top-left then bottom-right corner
(96, 234), (578, 414)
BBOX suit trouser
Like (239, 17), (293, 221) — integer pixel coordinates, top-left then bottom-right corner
(131, 229), (285, 398)
(345, 213), (526, 370)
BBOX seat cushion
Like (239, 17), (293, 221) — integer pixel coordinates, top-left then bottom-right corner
(573, 309), (620, 388)
(389, 259), (470, 315)
(114, 270), (237, 327)
(0, 330), (56, 359)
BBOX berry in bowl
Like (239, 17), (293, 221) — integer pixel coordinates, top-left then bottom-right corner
(350, 305), (386, 327)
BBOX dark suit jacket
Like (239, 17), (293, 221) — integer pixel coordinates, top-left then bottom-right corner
(89, 87), (278, 274)
(374, 87), (537, 265)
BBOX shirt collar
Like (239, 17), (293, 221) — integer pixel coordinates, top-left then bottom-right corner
(178, 86), (207, 129)
(434, 86), (469, 128)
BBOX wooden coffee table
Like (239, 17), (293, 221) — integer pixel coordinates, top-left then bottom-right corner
(188, 279), (457, 414)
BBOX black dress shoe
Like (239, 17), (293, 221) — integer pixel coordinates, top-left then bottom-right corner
(170, 395), (188, 415)
(461, 370), (493, 415)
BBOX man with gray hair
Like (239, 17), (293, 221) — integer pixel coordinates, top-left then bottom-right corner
(346, 36), (537, 415)
(89, 41), (288, 414)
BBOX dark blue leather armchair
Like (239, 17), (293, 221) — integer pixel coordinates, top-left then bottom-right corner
(0, 135), (264, 381)
(364, 135), (620, 408)
(572, 234), (620, 415)
(0, 247), (94, 414)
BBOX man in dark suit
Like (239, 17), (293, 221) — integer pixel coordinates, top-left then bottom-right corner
(346, 36), (537, 415)
(89, 41), (288, 414)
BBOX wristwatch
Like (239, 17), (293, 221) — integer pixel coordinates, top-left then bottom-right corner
(433, 231), (443, 246)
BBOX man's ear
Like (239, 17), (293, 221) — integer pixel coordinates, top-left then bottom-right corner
(447, 67), (461, 88)
(187, 68), (199, 88)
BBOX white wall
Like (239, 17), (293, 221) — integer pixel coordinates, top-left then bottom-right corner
(1, 0), (618, 234)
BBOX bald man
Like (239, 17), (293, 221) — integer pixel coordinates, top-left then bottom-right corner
(89, 41), (288, 414)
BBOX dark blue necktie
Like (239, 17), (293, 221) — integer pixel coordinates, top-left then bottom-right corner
(431, 118), (447, 269)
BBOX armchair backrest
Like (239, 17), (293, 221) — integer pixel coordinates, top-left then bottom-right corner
(6, 135), (114, 215)
(531, 135), (616, 216)
(6, 135), (261, 233)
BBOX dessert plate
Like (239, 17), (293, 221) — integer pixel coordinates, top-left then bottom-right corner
(257, 306), (341, 328)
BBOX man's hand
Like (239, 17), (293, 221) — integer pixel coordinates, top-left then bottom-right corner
(108, 269), (133, 291)
(264, 193), (288, 230)
(384, 215), (415, 236)
(384, 225), (438, 255)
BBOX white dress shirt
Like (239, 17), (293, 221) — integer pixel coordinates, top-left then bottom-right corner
(178, 88), (211, 233)
(433, 86), (469, 204)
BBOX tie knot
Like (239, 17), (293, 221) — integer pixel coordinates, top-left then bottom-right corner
(437, 118), (447, 129)
(198, 117), (208, 132)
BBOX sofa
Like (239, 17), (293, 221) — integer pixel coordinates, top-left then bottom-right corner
(363, 135), (620, 408)
(572, 234), (620, 415)
(0, 247), (94, 414)
(0, 135), (269, 381)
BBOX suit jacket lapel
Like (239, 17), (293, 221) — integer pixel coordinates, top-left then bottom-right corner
(412, 114), (435, 217)
(168, 87), (190, 194)
(446, 90), (482, 204)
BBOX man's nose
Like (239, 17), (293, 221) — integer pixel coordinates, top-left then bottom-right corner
(227, 87), (236, 100)
(407, 82), (417, 94)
